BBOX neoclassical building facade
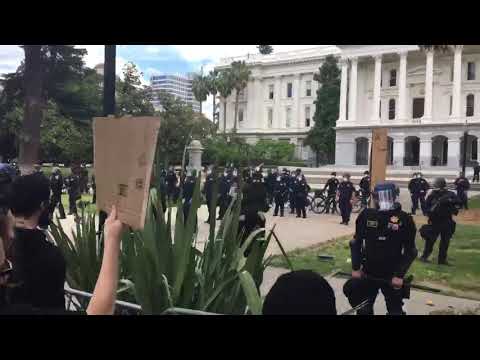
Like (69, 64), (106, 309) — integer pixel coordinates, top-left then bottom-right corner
(215, 46), (340, 160)
(335, 45), (480, 171)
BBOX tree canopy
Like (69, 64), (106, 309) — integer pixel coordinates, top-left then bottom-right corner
(257, 45), (274, 55)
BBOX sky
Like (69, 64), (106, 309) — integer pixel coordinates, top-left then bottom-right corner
(0, 45), (322, 119)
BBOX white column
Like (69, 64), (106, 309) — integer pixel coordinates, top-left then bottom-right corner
(447, 137), (461, 168)
(398, 51), (408, 121)
(274, 76), (282, 129)
(246, 77), (256, 129)
(451, 45), (463, 119)
(422, 50), (434, 122)
(393, 138), (405, 167)
(348, 57), (358, 122)
(371, 55), (382, 123)
(294, 74), (301, 129)
(420, 136), (432, 167)
(338, 58), (348, 122)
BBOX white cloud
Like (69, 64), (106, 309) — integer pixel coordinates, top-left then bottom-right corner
(0, 45), (23, 75)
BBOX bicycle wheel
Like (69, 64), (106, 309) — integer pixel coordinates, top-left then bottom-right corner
(311, 196), (326, 214)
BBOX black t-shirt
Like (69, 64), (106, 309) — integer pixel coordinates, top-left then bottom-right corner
(9, 228), (66, 310)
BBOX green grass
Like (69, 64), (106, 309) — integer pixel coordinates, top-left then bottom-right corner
(60, 193), (97, 214)
(270, 223), (480, 298)
(470, 195), (480, 210)
(41, 165), (94, 178)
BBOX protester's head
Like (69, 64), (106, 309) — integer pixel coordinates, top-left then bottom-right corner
(364, 170), (369, 176)
(342, 173), (351, 182)
(331, 172), (337, 178)
(433, 177), (447, 190)
(417, 172), (423, 178)
(10, 173), (51, 225)
(262, 270), (337, 315)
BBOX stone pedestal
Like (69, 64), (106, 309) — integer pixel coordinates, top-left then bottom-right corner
(187, 140), (204, 174)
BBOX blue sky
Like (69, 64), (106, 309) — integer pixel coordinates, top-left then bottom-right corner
(0, 45), (320, 118)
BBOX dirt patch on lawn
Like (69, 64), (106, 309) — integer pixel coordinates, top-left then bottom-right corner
(456, 209), (480, 225)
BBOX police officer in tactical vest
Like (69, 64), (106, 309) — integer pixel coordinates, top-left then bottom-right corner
(343, 182), (417, 315)
(337, 173), (356, 225)
(64, 168), (81, 217)
(265, 168), (276, 205)
(473, 161), (480, 183)
(454, 172), (470, 210)
(323, 172), (339, 214)
(408, 172), (430, 215)
(420, 177), (461, 265)
(49, 168), (66, 219)
(182, 170), (197, 223)
(358, 171), (371, 207)
(273, 170), (289, 217)
(202, 166), (216, 223)
(217, 167), (234, 220)
(293, 169), (309, 219)
(165, 166), (178, 203)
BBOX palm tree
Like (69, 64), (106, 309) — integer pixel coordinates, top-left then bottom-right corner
(217, 69), (234, 133)
(192, 73), (209, 114)
(18, 45), (44, 174)
(257, 45), (273, 55)
(230, 61), (251, 133)
(206, 70), (219, 125)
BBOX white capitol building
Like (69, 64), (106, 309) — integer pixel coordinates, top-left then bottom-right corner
(215, 45), (480, 174)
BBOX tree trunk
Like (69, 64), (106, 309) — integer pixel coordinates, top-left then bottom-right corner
(103, 45), (116, 116)
(223, 101), (227, 134)
(19, 45), (43, 175)
(199, 101), (202, 114)
(212, 93), (216, 125)
(233, 91), (239, 134)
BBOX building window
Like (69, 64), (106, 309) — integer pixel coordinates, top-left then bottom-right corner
(306, 81), (312, 97)
(466, 94), (474, 117)
(388, 99), (395, 120)
(239, 109), (244, 122)
(268, 84), (274, 100)
(472, 138), (478, 161)
(286, 107), (291, 128)
(305, 106), (311, 127)
(267, 108), (273, 128)
(389, 69), (397, 87)
(379, 100), (381, 119)
(287, 83), (293, 98)
(413, 98), (425, 119)
(450, 65), (454, 82)
(449, 96), (453, 115)
(468, 62), (476, 80)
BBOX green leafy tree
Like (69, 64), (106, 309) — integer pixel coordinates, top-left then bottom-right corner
(305, 55), (340, 166)
(252, 140), (294, 163)
(216, 69), (234, 134)
(257, 45), (273, 55)
(230, 61), (251, 133)
(191, 73), (209, 114)
(116, 62), (155, 116)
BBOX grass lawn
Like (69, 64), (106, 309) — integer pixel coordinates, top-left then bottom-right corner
(470, 195), (480, 209)
(270, 222), (480, 299)
(60, 193), (97, 214)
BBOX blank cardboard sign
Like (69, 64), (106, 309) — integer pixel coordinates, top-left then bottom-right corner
(370, 128), (388, 192)
(93, 116), (161, 229)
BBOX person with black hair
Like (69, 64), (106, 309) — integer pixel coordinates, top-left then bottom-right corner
(337, 173), (356, 225)
(262, 270), (337, 315)
(8, 173), (66, 310)
(293, 170), (309, 219)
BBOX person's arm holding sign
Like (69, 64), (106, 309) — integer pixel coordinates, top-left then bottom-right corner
(86, 205), (125, 315)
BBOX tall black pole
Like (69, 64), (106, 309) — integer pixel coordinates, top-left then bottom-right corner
(462, 130), (468, 174)
(103, 45), (116, 116)
(98, 45), (116, 236)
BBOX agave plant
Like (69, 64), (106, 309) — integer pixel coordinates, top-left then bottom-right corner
(122, 172), (273, 315)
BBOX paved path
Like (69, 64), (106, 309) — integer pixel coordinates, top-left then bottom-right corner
(260, 267), (480, 315)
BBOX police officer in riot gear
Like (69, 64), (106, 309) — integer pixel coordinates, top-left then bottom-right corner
(182, 170), (197, 223)
(408, 172), (430, 215)
(217, 167), (234, 220)
(293, 169), (309, 219)
(420, 177), (461, 265)
(266, 168), (276, 205)
(165, 166), (178, 203)
(337, 173), (355, 225)
(343, 182), (417, 315)
(473, 161), (480, 183)
(358, 171), (371, 207)
(323, 172), (339, 214)
(454, 172), (470, 210)
(49, 168), (66, 219)
(273, 171), (289, 217)
(64, 169), (81, 217)
(202, 166), (216, 223)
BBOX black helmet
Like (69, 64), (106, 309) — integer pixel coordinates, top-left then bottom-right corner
(331, 172), (337, 176)
(364, 171), (370, 175)
(433, 177), (447, 189)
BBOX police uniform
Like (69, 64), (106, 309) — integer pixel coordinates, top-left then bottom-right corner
(323, 176), (339, 214)
(473, 163), (480, 183)
(49, 171), (66, 219)
(273, 174), (289, 217)
(266, 170), (276, 205)
(337, 180), (355, 225)
(218, 172), (233, 220)
(293, 175), (309, 218)
(408, 175), (430, 215)
(454, 176), (470, 210)
(165, 169), (178, 202)
(202, 172), (215, 222)
(288, 174), (296, 214)
(359, 175), (371, 207)
(64, 173), (81, 216)
(343, 206), (417, 315)
(182, 175), (196, 222)
(420, 188), (460, 264)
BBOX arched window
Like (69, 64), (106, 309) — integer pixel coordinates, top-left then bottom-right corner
(468, 62), (476, 80)
(355, 137), (369, 165)
(389, 69), (397, 87)
(466, 94), (474, 117)
(388, 99), (395, 120)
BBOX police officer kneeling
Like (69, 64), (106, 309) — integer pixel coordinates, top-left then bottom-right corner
(343, 183), (418, 315)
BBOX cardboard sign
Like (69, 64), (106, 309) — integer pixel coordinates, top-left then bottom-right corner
(93, 116), (161, 229)
(369, 128), (388, 193)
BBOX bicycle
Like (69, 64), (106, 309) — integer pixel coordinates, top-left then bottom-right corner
(352, 189), (370, 213)
(310, 190), (338, 214)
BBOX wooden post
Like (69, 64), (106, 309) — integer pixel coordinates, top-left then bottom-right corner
(370, 128), (389, 196)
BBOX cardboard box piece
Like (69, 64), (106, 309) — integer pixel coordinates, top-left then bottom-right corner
(93, 116), (161, 229)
